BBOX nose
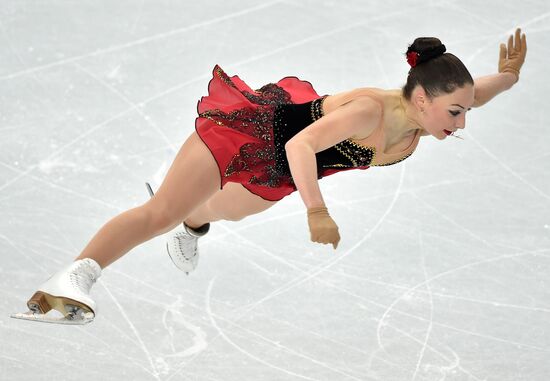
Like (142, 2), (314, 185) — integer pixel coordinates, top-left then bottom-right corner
(456, 114), (466, 130)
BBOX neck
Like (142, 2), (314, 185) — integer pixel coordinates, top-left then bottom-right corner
(398, 93), (425, 134)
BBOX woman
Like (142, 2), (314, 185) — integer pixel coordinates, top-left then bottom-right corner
(11, 29), (527, 324)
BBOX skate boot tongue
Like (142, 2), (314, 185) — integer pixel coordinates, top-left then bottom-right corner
(81, 258), (102, 279)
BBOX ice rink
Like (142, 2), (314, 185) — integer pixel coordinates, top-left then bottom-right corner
(1, 1), (549, 380)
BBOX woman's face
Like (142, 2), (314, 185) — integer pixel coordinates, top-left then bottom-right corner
(419, 85), (475, 139)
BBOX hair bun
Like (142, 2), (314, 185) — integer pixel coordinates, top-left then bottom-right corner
(405, 38), (447, 68)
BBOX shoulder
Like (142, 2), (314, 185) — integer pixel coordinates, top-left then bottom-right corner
(329, 95), (382, 141)
(286, 91), (382, 153)
(347, 95), (383, 115)
(323, 87), (386, 115)
(332, 96), (382, 132)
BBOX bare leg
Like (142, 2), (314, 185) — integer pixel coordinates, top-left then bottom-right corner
(184, 202), (222, 229)
(74, 132), (221, 269)
(185, 183), (278, 228)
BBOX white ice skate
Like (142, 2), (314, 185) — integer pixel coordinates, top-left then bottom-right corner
(10, 258), (102, 325)
(145, 182), (209, 275)
(166, 222), (210, 274)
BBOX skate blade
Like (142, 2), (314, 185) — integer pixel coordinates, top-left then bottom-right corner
(10, 311), (94, 325)
(11, 291), (95, 325)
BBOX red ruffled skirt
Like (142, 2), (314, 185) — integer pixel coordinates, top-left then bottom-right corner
(195, 64), (325, 201)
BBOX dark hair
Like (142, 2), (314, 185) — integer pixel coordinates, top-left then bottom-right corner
(402, 37), (474, 101)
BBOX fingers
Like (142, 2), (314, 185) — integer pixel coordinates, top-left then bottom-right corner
(332, 233), (340, 250)
(311, 233), (340, 249)
(313, 236), (339, 246)
(508, 27), (526, 53)
(499, 28), (526, 82)
(499, 43), (506, 60)
(312, 240), (339, 249)
(307, 209), (340, 249)
(520, 30), (527, 59)
(506, 28), (520, 53)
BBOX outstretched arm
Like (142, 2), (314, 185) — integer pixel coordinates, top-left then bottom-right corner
(472, 28), (527, 108)
(472, 72), (517, 108)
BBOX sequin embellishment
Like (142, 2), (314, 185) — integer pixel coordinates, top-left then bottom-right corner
(214, 66), (292, 106)
(199, 67), (295, 188)
(331, 140), (375, 167)
(372, 150), (414, 166)
(310, 95), (327, 122)
(310, 97), (377, 169)
(312, 96), (417, 168)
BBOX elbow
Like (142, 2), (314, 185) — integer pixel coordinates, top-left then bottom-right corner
(285, 139), (305, 151)
(285, 138), (315, 152)
(284, 140), (294, 151)
(471, 96), (486, 108)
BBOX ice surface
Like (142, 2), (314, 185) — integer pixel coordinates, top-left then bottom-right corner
(1, 1), (549, 380)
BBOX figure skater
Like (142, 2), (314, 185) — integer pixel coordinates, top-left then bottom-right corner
(11, 28), (527, 324)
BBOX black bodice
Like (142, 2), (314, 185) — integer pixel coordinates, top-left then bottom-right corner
(273, 96), (376, 178)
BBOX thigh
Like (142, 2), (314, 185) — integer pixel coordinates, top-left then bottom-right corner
(148, 131), (221, 227)
(206, 182), (278, 221)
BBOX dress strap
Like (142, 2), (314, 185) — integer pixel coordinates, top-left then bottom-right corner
(311, 95), (329, 121)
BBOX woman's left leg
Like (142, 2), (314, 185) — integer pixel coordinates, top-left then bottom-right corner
(74, 131), (221, 268)
(184, 182), (278, 228)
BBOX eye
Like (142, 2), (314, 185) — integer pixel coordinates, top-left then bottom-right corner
(449, 110), (460, 116)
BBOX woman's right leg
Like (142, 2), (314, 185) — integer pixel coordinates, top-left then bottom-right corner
(74, 131), (221, 269)
(185, 182), (279, 228)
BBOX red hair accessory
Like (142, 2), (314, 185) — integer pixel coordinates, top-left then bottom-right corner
(407, 51), (419, 68)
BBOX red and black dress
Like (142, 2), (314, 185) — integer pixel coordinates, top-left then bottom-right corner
(195, 65), (373, 202)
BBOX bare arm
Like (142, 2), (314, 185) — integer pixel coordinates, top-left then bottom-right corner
(474, 28), (527, 108)
(284, 97), (381, 209)
(284, 143), (325, 208)
(472, 72), (517, 108)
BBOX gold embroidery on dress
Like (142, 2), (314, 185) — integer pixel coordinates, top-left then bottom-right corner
(318, 139), (376, 169)
(198, 110), (226, 126)
(215, 66), (237, 89)
(310, 95), (328, 121)
(371, 151), (414, 166)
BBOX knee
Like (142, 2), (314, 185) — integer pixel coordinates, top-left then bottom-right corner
(143, 199), (183, 233)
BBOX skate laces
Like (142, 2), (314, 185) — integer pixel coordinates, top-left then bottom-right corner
(69, 261), (98, 293)
(174, 231), (197, 260)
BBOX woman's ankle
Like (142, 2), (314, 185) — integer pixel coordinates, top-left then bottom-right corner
(184, 220), (211, 233)
(184, 218), (210, 231)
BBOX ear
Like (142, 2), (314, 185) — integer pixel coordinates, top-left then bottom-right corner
(412, 86), (428, 110)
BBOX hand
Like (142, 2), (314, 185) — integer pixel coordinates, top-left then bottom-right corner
(307, 206), (340, 250)
(498, 28), (527, 84)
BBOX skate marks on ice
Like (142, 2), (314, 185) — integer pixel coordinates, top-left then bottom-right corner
(10, 182), (159, 326)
